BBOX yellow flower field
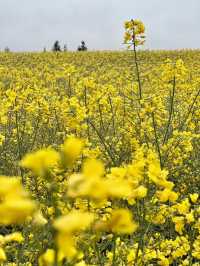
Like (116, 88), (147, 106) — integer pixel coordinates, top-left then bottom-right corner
(0, 21), (199, 265)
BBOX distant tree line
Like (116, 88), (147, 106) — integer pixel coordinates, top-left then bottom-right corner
(1, 40), (88, 53)
(52, 40), (87, 52)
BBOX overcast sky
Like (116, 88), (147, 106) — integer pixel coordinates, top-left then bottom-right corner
(0, 0), (199, 51)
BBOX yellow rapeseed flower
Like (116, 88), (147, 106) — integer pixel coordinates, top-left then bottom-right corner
(61, 137), (83, 167)
(190, 193), (199, 203)
(82, 158), (104, 179)
(157, 189), (178, 202)
(21, 148), (59, 176)
(0, 248), (6, 262)
(53, 210), (94, 233)
(0, 198), (36, 225)
(4, 232), (24, 243)
(108, 209), (138, 234)
(38, 249), (63, 266)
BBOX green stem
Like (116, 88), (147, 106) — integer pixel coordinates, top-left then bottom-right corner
(152, 112), (163, 168)
(112, 236), (117, 266)
(84, 86), (90, 141)
(163, 76), (176, 145)
(133, 43), (142, 100)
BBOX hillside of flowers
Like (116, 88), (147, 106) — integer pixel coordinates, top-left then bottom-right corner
(0, 20), (199, 265)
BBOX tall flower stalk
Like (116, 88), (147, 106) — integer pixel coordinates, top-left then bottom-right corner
(124, 19), (145, 100)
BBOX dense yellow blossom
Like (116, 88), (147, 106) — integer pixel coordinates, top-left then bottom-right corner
(0, 19), (199, 265)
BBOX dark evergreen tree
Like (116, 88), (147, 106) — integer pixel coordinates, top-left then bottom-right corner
(4, 47), (10, 52)
(77, 41), (87, 51)
(52, 41), (61, 52)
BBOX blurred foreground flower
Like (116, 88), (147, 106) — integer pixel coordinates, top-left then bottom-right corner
(0, 176), (36, 225)
(20, 148), (59, 176)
